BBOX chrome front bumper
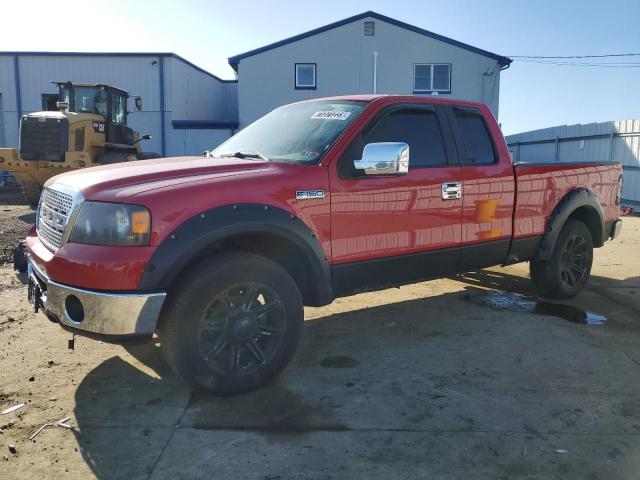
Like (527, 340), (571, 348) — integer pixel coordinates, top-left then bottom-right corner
(28, 257), (166, 340)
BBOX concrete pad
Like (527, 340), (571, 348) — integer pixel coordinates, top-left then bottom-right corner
(150, 430), (640, 480)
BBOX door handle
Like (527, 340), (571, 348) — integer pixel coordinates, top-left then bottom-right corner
(442, 181), (462, 200)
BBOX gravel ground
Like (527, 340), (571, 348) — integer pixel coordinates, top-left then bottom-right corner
(0, 188), (639, 479)
(0, 186), (35, 263)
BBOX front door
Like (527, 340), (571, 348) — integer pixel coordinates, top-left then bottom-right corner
(329, 104), (463, 296)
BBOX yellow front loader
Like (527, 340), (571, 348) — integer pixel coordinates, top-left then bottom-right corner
(0, 82), (159, 205)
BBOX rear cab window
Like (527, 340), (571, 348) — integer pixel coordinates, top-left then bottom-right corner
(451, 107), (496, 165)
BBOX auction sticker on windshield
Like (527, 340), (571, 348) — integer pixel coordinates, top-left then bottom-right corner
(311, 111), (352, 120)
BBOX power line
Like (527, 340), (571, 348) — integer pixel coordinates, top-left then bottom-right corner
(513, 58), (640, 67)
(509, 53), (640, 59)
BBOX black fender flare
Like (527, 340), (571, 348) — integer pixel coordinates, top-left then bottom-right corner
(537, 188), (604, 261)
(137, 203), (333, 305)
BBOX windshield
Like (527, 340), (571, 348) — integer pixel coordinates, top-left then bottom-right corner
(60, 86), (108, 116)
(213, 101), (365, 164)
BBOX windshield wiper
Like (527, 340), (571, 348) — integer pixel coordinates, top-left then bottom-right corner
(219, 149), (269, 161)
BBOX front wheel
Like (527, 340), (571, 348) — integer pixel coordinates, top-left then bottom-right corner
(159, 253), (303, 394)
(530, 219), (593, 299)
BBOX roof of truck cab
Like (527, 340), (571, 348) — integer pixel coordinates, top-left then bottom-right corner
(297, 94), (491, 109)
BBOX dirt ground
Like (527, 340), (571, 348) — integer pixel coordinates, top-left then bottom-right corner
(1, 189), (639, 480)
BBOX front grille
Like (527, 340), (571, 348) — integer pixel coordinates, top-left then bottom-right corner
(37, 188), (75, 250)
(20, 115), (69, 162)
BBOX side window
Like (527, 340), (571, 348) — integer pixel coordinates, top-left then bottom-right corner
(111, 94), (126, 125)
(453, 109), (496, 164)
(41, 94), (59, 111)
(365, 109), (447, 168)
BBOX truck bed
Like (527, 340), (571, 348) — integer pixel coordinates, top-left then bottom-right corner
(513, 161), (622, 239)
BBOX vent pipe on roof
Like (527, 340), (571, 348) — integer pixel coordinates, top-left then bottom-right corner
(372, 51), (378, 94)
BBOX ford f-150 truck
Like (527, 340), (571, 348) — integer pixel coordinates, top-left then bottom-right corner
(25, 95), (623, 393)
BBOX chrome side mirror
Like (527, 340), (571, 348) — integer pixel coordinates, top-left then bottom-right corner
(353, 142), (409, 175)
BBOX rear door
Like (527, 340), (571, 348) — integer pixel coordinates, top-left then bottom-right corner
(329, 103), (463, 295)
(445, 105), (515, 270)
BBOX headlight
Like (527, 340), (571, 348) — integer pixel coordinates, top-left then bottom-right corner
(70, 202), (151, 246)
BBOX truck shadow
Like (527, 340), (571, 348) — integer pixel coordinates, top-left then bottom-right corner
(454, 269), (640, 313)
(71, 271), (640, 479)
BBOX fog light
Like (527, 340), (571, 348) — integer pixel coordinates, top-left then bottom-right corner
(64, 295), (84, 323)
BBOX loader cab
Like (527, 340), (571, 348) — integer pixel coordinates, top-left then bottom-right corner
(55, 82), (135, 146)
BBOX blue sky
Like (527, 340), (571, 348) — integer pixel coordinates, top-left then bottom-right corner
(5, 0), (640, 134)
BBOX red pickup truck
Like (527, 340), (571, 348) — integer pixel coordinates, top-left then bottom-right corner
(26, 95), (622, 393)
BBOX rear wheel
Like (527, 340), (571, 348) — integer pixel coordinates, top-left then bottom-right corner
(530, 219), (593, 299)
(159, 253), (303, 394)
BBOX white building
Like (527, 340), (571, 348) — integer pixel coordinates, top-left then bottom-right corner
(230, 11), (511, 128)
(0, 11), (510, 156)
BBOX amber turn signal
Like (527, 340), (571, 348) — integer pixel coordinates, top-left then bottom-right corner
(131, 210), (151, 235)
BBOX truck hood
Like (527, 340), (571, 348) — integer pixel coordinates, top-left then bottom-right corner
(47, 156), (272, 199)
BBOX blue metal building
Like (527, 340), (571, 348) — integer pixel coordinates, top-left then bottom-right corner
(0, 52), (238, 157)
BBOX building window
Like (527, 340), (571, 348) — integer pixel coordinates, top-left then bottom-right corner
(413, 64), (451, 94)
(364, 21), (375, 36)
(41, 94), (59, 111)
(295, 63), (316, 90)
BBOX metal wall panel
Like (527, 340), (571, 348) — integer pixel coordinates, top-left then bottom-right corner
(167, 57), (237, 122)
(18, 55), (162, 112)
(164, 111), (233, 157)
(0, 55), (18, 147)
(0, 93), (5, 146)
(506, 120), (640, 209)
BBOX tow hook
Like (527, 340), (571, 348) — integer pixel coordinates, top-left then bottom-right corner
(27, 277), (45, 313)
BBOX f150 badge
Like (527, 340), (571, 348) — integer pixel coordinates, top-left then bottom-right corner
(296, 190), (325, 200)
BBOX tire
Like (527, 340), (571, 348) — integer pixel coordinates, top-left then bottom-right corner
(159, 252), (304, 394)
(96, 152), (131, 165)
(530, 219), (593, 299)
(21, 180), (42, 208)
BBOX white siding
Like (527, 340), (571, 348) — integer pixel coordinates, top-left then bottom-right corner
(236, 15), (502, 127)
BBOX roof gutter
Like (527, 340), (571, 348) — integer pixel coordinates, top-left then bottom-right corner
(500, 59), (513, 71)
